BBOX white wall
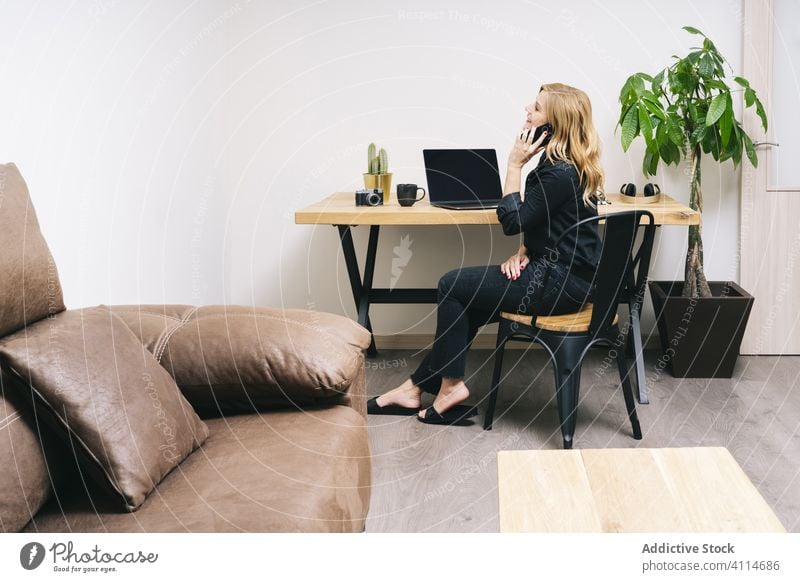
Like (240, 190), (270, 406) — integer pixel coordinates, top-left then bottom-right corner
(220, 0), (744, 336)
(1, 0), (745, 337)
(0, 0), (231, 307)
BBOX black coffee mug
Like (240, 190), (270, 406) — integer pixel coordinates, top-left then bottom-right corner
(397, 183), (426, 207)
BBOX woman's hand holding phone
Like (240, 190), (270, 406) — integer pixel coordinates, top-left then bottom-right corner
(508, 123), (550, 168)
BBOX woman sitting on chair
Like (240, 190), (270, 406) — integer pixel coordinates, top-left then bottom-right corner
(368, 82), (605, 425)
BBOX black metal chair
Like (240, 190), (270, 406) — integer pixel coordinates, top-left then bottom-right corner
(483, 210), (656, 449)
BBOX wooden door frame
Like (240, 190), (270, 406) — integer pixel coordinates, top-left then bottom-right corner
(740, 0), (800, 354)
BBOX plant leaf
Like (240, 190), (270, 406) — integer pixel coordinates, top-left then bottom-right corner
(652, 69), (665, 94)
(616, 102), (632, 129)
(619, 76), (634, 103)
(683, 26), (705, 36)
(734, 76), (751, 88)
(728, 126), (742, 165)
(719, 95), (733, 147)
(706, 93), (728, 126)
(632, 75), (646, 97)
(639, 106), (654, 145)
(689, 101), (705, 126)
(754, 96), (768, 131)
(731, 119), (741, 142)
(642, 95), (667, 121)
(676, 69), (696, 94)
(687, 50), (703, 65)
(642, 148), (654, 176)
(649, 143), (660, 175)
(656, 118), (667, 143)
(643, 142), (660, 176)
(667, 117), (686, 148)
(703, 125), (721, 159)
(669, 142), (683, 165)
(705, 79), (728, 91)
(712, 54), (726, 77)
(744, 87), (755, 107)
(742, 132), (758, 167)
(703, 38), (718, 53)
(698, 53), (715, 77)
(690, 125), (707, 147)
(659, 140), (674, 165)
(621, 104), (639, 151)
(668, 69), (684, 94)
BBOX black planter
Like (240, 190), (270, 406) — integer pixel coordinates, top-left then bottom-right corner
(648, 281), (754, 378)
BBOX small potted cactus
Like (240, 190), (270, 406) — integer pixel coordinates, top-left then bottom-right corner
(363, 142), (392, 203)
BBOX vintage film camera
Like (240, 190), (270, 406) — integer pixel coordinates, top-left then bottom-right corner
(355, 188), (383, 206)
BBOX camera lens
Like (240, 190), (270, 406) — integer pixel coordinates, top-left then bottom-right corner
(367, 192), (381, 206)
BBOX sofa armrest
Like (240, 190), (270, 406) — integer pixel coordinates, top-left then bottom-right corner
(105, 305), (371, 417)
(333, 352), (367, 419)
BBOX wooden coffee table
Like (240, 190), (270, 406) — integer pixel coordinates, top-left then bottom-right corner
(497, 447), (785, 532)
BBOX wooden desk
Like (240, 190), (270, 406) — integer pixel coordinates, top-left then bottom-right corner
(295, 192), (700, 226)
(295, 192), (699, 404)
(497, 447), (785, 533)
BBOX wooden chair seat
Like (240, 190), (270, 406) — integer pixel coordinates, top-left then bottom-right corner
(499, 303), (618, 333)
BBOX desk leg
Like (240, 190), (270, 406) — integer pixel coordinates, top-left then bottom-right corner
(336, 225), (378, 356)
(358, 225), (379, 329)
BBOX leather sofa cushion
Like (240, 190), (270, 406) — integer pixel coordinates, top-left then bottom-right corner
(107, 305), (371, 413)
(0, 163), (66, 336)
(0, 308), (209, 511)
(23, 403), (371, 532)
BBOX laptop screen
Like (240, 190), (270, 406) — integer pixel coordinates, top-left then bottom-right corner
(423, 149), (503, 203)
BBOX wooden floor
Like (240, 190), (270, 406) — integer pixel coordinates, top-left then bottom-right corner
(364, 349), (800, 532)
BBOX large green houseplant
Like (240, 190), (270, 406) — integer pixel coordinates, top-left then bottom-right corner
(617, 26), (767, 377)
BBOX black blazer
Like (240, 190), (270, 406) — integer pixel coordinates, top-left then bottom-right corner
(496, 155), (601, 280)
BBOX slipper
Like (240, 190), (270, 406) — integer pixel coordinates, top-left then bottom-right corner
(417, 404), (479, 425)
(446, 404), (479, 418)
(367, 396), (419, 416)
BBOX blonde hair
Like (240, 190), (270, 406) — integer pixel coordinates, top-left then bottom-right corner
(539, 83), (604, 207)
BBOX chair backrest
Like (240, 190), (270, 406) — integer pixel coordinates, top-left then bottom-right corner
(531, 209), (655, 335)
(587, 210), (655, 335)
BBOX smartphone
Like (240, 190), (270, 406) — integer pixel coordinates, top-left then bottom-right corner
(521, 123), (554, 147)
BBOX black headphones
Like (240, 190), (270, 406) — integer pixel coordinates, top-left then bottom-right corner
(644, 183), (661, 197)
(620, 183), (661, 197)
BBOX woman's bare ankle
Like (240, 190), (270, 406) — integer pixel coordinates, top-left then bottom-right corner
(440, 377), (468, 396)
(422, 377), (469, 416)
(375, 379), (422, 408)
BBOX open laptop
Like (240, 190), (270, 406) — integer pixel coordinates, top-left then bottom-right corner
(423, 149), (503, 210)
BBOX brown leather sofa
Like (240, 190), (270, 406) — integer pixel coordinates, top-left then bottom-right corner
(0, 163), (372, 533)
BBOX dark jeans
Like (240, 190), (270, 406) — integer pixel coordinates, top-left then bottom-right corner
(409, 256), (593, 395)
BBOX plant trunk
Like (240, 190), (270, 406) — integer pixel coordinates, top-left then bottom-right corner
(682, 145), (713, 298)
